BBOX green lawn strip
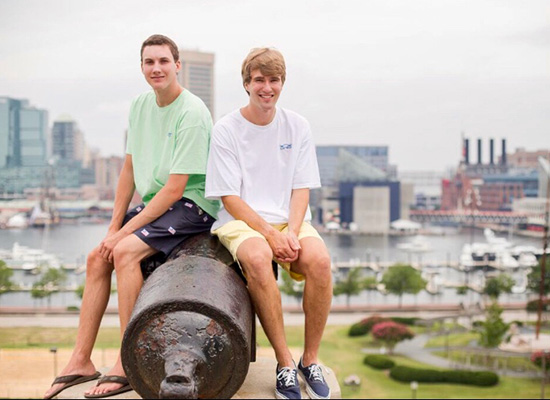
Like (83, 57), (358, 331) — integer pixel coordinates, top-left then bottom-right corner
(424, 332), (479, 348)
(0, 327), (120, 349)
(2, 325), (549, 398)
(432, 350), (540, 373)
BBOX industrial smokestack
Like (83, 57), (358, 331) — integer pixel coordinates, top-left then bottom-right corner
(501, 139), (507, 165)
(464, 138), (470, 164)
(489, 138), (494, 165)
(477, 138), (482, 165)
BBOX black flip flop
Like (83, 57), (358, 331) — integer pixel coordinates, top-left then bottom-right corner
(84, 375), (132, 398)
(45, 371), (101, 399)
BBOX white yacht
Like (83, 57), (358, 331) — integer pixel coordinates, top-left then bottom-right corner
(460, 229), (538, 270)
(397, 235), (433, 253)
(0, 242), (61, 271)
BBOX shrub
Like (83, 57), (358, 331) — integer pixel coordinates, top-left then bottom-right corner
(349, 322), (369, 337)
(372, 321), (414, 353)
(472, 320), (484, 329)
(348, 315), (389, 337)
(363, 355), (395, 370)
(359, 315), (389, 332)
(391, 317), (419, 326)
(531, 351), (550, 371)
(526, 298), (550, 312)
(390, 366), (499, 386)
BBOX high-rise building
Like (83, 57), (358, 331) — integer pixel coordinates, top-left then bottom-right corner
(51, 114), (86, 163)
(0, 96), (48, 168)
(178, 50), (215, 117)
(316, 145), (390, 187)
(94, 155), (124, 199)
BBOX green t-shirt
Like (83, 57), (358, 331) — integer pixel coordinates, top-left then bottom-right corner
(126, 89), (219, 218)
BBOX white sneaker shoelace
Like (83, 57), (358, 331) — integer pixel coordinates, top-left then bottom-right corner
(277, 367), (297, 387)
(306, 364), (325, 382)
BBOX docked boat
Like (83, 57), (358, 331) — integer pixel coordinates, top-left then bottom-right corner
(396, 235), (433, 253)
(0, 242), (61, 271)
(459, 229), (539, 270)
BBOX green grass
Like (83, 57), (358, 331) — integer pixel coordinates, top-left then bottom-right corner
(424, 332), (479, 348)
(432, 350), (540, 374)
(0, 327), (121, 349)
(1, 325), (549, 398)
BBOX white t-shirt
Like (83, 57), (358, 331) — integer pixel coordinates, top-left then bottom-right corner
(205, 107), (321, 230)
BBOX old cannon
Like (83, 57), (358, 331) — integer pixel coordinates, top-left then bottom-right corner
(121, 232), (255, 399)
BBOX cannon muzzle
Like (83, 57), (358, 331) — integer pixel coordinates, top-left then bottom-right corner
(121, 233), (254, 399)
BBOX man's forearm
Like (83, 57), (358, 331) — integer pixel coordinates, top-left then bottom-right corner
(222, 195), (278, 239)
(108, 158), (136, 233)
(287, 188), (310, 235)
(119, 174), (189, 235)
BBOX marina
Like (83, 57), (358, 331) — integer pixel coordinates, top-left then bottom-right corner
(0, 223), (546, 309)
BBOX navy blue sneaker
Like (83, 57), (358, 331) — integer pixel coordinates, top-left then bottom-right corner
(275, 364), (301, 399)
(298, 357), (331, 399)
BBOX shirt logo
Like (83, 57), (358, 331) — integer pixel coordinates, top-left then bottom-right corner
(280, 143), (292, 150)
(168, 226), (176, 235)
(141, 229), (150, 237)
(136, 206), (142, 212)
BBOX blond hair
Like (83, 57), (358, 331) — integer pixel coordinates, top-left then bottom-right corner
(241, 48), (286, 94)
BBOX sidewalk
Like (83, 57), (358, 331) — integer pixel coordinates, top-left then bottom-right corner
(0, 308), (537, 328)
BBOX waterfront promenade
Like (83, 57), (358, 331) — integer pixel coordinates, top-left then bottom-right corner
(0, 301), (533, 328)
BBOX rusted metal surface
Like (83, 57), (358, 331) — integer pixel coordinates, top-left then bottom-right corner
(122, 233), (254, 399)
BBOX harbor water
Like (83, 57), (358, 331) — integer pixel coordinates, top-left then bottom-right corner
(0, 223), (544, 309)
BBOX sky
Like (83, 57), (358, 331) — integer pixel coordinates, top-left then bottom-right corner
(1, 0), (549, 172)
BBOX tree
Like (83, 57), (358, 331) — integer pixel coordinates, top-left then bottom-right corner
(381, 264), (426, 308)
(527, 257), (550, 295)
(456, 285), (468, 296)
(75, 284), (85, 299)
(334, 268), (363, 308)
(0, 260), (15, 304)
(279, 271), (304, 303)
(371, 321), (414, 354)
(478, 301), (509, 348)
(31, 267), (67, 308)
(483, 274), (514, 301)
(531, 351), (550, 372)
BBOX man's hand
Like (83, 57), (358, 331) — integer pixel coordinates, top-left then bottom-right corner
(266, 229), (298, 264)
(281, 231), (301, 263)
(99, 229), (129, 263)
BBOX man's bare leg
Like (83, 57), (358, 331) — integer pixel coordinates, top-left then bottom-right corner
(237, 237), (294, 368)
(291, 237), (332, 366)
(84, 235), (156, 397)
(43, 248), (114, 398)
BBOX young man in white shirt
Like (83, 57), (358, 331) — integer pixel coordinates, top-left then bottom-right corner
(205, 48), (332, 400)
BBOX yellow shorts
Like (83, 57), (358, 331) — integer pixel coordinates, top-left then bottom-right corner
(213, 220), (323, 281)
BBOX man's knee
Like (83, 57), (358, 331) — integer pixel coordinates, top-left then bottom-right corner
(86, 247), (112, 278)
(113, 243), (139, 272)
(300, 251), (332, 284)
(240, 246), (275, 286)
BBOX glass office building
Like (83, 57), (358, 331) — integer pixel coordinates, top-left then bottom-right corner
(0, 96), (48, 168)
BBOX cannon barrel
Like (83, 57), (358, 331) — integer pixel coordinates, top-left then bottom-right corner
(121, 233), (254, 399)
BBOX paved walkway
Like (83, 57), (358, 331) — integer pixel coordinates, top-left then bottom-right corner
(0, 308), (537, 328)
(361, 333), (542, 378)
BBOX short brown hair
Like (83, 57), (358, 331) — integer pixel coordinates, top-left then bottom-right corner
(241, 48), (286, 93)
(140, 34), (179, 63)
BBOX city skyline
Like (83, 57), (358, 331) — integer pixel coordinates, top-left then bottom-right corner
(1, 0), (548, 171)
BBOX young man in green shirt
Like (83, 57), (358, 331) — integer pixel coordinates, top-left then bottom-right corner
(44, 34), (218, 399)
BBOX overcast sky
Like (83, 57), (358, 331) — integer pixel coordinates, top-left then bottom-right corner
(1, 0), (548, 172)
